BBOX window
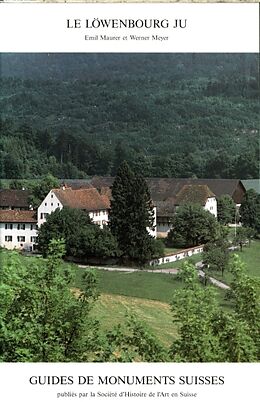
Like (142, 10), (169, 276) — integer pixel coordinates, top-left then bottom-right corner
(45, 202), (47, 206)
(5, 236), (12, 242)
(57, 203), (60, 207)
(30, 236), (37, 243)
(17, 236), (25, 242)
(30, 224), (37, 230)
(51, 194), (53, 198)
(40, 213), (49, 219)
(51, 203), (53, 206)
(17, 224), (26, 230)
(5, 224), (13, 230)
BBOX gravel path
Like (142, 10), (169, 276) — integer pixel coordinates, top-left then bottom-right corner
(78, 262), (230, 289)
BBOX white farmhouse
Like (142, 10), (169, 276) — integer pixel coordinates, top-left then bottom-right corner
(0, 210), (38, 251)
(175, 184), (217, 217)
(37, 187), (110, 228)
(156, 184), (217, 238)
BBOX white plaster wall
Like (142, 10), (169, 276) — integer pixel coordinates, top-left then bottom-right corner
(147, 206), (157, 238)
(204, 197), (217, 218)
(0, 222), (37, 251)
(89, 210), (109, 229)
(38, 190), (110, 229)
(37, 191), (62, 226)
(150, 245), (204, 266)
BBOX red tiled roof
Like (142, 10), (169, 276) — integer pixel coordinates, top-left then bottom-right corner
(154, 198), (176, 217)
(175, 184), (215, 206)
(60, 180), (93, 189)
(100, 186), (112, 200)
(0, 189), (31, 208)
(0, 210), (37, 223)
(53, 188), (110, 211)
(89, 177), (245, 202)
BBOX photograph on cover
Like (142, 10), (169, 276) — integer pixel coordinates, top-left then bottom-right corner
(0, 53), (259, 364)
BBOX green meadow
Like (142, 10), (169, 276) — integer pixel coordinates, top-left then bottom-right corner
(207, 240), (260, 286)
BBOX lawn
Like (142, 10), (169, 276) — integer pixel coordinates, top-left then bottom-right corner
(74, 266), (231, 312)
(75, 268), (184, 303)
(90, 293), (177, 347)
(164, 247), (180, 255)
(207, 239), (260, 286)
(238, 240), (260, 277)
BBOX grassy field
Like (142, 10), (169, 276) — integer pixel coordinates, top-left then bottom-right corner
(74, 266), (232, 311)
(238, 240), (260, 276)
(1, 248), (234, 347)
(164, 247), (180, 255)
(90, 294), (177, 347)
(4, 242), (258, 348)
(208, 240), (260, 286)
(75, 268), (184, 304)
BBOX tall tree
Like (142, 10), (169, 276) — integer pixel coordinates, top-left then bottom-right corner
(239, 189), (260, 233)
(217, 194), (236, 225)
(29, 174), (60, 208)
(203, 228), (230, 277)
(202, 241), (230, 277)
(109, 161), (156, 265)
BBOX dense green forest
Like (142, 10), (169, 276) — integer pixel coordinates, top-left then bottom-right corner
(0, 54), (259, 179)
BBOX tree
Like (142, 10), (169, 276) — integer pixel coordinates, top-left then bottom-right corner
(170, 259), (259, 362)
(29, 174), (60, 208)
(98, 315), (169, 362)
(9, 179), (27, 190)
(0, 240), (99, 362)
(168, 204), (219, 247)
(170, 262), (222, 362)
(234, 227), (249, 251)
(37, 207), (119, 260)
(202, 244), (229, 278)
(203, 231), (230, 277)
(227, 255), (260, 359)
(239, 189), (260, 233)
(244, 227), (257, 246)
(217, 195), (236, 225)
(109, 161), (157, 265)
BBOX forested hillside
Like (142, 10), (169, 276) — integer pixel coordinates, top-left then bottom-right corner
(0, 53), (258, 179)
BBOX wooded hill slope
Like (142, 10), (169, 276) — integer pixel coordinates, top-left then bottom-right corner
(0, 54), (258, 179)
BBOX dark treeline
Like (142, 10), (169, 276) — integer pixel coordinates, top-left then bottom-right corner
(0, 54), (259, 179)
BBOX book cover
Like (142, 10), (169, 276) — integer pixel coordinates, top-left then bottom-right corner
(0, 2), (259, 401)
